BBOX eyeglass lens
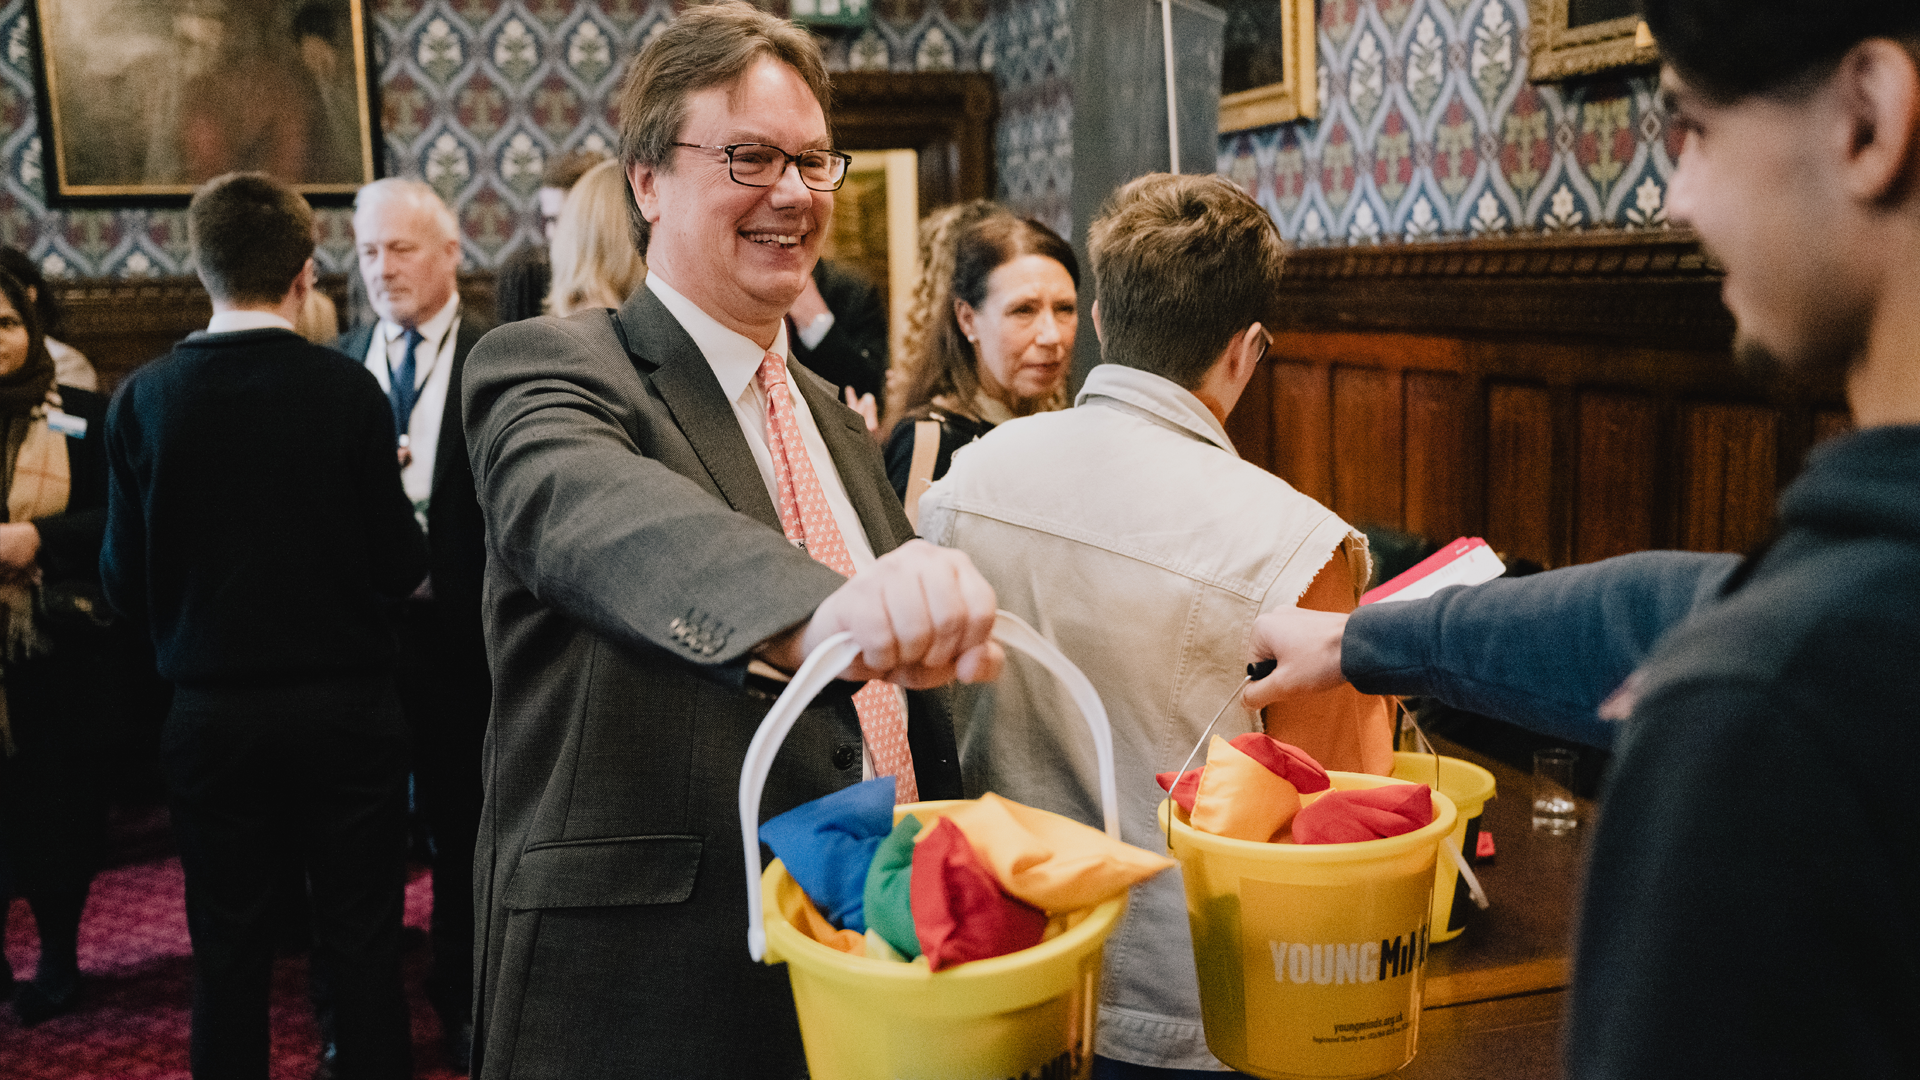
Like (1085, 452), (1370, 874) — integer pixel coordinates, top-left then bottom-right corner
(728, 144), (846, 189)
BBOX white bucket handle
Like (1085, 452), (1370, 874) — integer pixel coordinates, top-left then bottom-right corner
(739, 610), (1118, 962)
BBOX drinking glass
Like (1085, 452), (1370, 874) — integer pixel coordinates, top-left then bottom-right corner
(1532, 747), (1579, 835)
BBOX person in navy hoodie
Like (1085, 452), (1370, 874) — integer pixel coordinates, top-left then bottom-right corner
(1247, 3), (1920, 1076)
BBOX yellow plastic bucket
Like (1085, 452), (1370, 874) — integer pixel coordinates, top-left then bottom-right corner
(1391, 752), (1496, 943)
(761, 801), (1125, 1080)
(739, 614), (1130, 1080)
(1163, 775), (1458, 1080)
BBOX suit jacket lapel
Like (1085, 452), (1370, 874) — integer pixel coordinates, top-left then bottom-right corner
(616, 287), (784, 533)
(789, 363), (908, 557)
(335, 325), (373, 365)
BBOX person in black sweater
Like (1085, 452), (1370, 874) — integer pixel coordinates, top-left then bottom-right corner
(788, 257), (888, 411)
(102, 172), (425, 1080)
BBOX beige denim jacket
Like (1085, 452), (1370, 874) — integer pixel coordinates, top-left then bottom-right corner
(920, 363), (1376, 1069)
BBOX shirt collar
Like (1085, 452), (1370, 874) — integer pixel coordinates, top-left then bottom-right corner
(380, 291), (461, 348)
(1075, 363), (1238, 456)
(206, 310), (296, 335)
(647, 270), (789, 402)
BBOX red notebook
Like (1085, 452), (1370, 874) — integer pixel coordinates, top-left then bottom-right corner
(1360, 537), (1506, 606)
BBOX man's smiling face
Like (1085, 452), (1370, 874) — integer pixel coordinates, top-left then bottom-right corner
(630, 56), (833, 343)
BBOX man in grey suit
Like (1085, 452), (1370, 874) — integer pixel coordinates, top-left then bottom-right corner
(460, 5), (1002, 1078)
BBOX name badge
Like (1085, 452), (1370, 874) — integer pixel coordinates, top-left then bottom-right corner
(46, 409), (86, 439)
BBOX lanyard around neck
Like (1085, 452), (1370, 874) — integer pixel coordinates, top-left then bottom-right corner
(385, 304), (457, 417)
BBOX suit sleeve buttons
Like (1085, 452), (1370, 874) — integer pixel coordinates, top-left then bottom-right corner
(668, 611), (731, 658)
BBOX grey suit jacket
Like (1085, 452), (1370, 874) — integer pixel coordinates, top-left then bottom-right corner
(462, 286), (959, 1080)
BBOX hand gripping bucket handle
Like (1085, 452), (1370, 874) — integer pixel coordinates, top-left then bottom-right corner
(740, 610), (1119, 961)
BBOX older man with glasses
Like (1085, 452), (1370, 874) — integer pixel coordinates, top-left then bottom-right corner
(458, 4), (1002, 1078)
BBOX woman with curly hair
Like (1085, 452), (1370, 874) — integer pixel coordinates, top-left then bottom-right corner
(883, 210), (1079, 519)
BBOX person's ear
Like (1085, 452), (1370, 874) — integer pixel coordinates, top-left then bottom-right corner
(1091, 300), (1103, 346)
(1836, 38), (1920, 204)
(629, 161), (665, 225)
(1230, 322), (1267, 381)
(286, 258), (316, 306)
(953, 297), (978, 344)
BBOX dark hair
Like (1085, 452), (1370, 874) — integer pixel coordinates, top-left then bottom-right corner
(0, 266), (52, 383)
(887, 214), (1078, 431)
(615, 1), (831, 256)
(541, 148), (610, 192)
(1642, 0), (1920, 102)
(292, 2), (339, 42)
(188, 172), (315, 305)
(0, 247), (59, 339)
(1088, 173), (1286, 390)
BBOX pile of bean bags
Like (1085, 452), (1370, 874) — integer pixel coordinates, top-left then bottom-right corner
(763, 778), (1173, 971)
(1157, 733), (1432, 844)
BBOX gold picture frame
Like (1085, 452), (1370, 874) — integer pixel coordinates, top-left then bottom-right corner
(823, 150), (920, 366)
(1526, 0), (1659, 82)
(1218, 0), (1318, 133)
(27, 0), (381, 205)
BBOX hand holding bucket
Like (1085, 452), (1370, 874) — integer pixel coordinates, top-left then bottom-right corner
(739, 610), (1120, 962)
(736, 610), (1129, 1080)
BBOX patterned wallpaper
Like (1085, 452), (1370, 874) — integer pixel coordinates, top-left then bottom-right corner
(0, 0), (1674, 279)
(1219, 0), (1677, 244)
(0, 0), (1065, 280)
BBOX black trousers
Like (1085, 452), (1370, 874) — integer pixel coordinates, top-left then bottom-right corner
(163, 676), (411, 1080)
(0, 642), (111, 985)
(0, 644), (109, 900)
(394, 600), (487, 1026)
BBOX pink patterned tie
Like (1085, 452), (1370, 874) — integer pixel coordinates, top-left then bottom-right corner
(757, 352), (919, 803)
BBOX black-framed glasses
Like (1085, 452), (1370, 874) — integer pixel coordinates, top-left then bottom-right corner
(671, 142), (852, 191)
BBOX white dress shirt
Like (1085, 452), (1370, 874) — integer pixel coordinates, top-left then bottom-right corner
(362, 293), (460, 533)
(648, 272), (900, 778)
(646, 271), (877, 574)
(205, 311), (297, 334)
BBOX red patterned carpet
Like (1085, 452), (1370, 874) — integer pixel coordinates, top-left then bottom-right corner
(0, 805), (466, 1080)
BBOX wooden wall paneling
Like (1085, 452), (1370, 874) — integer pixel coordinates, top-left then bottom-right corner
(59, 271), (501, 394)
(1485, 383), (1556, 566)
(1330, 365), (1405, 530)
(1258, 232), (1850, 567)
(58, 280), (211, 393)
(1548, 380), (1580, 569)
(1267, 359), (1333, 503)
(1224, 358), (1273, 469)
(1272, 232), (1737, 354)
(1268, 330), (1469, 374)
(1681, 402), (1780, 553)
(1573, 390), (1663, 563)
(829, 73), (997, 211)
(1402, 370), (1476, 543)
